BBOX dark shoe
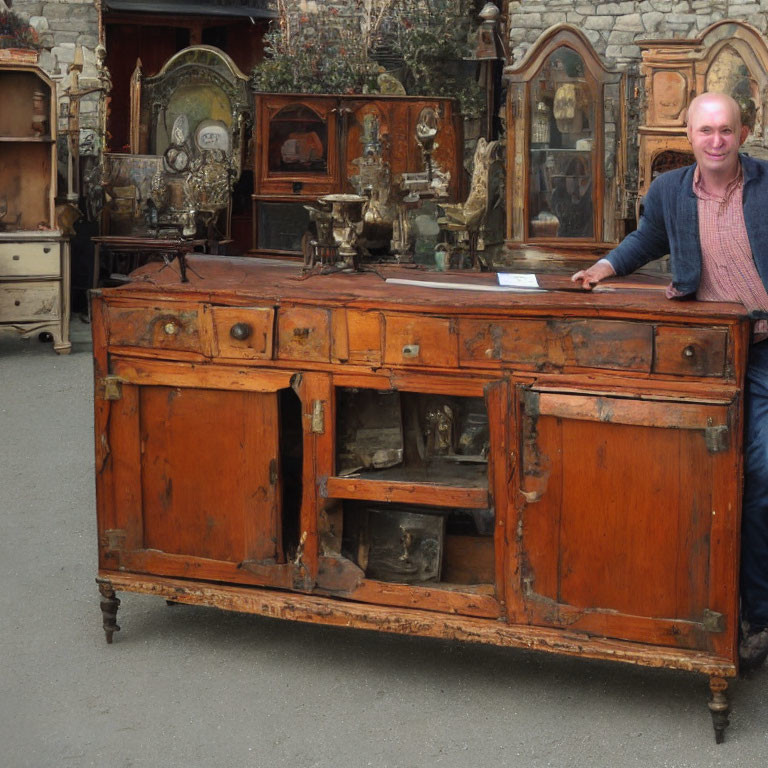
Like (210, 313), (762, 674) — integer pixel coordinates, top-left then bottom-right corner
(739, 626), (768, 670)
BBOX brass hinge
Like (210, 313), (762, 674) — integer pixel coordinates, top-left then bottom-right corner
(702, 609), (725, 633)
(310, 399), (325, 434)
(101, 375), (123, 401)
(705, 425), (729, 454)
(102, 528), (126, 549)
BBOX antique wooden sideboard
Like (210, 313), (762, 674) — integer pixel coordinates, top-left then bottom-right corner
(92, 257), (750, 742)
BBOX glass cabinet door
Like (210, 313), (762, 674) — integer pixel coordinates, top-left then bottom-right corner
(268, 103), (329, 174)
(528, 48), (595, 240)
(255, 95), (341, 196)
(503, 25), (623, 249)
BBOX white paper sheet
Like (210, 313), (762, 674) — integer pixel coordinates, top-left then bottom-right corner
(497, 273), (540, 288)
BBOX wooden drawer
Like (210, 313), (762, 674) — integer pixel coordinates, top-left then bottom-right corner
(210, 306), (274, 360)
(459, 318), (653, 372)
(0, 241), (59, 277)
(277, 306), (330, 361)
(0, 281), (59, 321)
(384, 315), (459, 368)
(107, 305), (206, 354)
(653, 326), (728, 377)
(333, 308), (382, 364)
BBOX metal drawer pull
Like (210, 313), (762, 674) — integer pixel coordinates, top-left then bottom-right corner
(14, 300), (21, 306)
(402, 344), (420, 358)
(43, 247), (51, 253)
(12, 254), (20, 260)
(293, 327), (310, 339)
(682, 345), (696, 359)
(163, 322), (178, 335)
(230, 322), (252, 341)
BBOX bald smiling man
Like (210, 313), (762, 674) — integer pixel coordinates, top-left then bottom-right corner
(573, 92), (768, 669)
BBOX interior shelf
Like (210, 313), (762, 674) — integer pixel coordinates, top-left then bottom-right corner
(0, 136), (54, 143)
(327, 461), (489, 508)
(530, 147), (591, 152)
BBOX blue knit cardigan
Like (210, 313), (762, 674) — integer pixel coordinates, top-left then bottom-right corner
(605, 154), (768, 299)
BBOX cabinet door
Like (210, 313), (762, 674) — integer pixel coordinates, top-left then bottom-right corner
(255, 95), (340, 196)
(512, 387), (740, 658)
(99, 381), (283, 583)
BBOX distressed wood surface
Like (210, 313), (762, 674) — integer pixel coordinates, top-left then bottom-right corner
(100, 571), (738, 677)
(115, 257), (748, 321)
(515, 395), (740, 657)
(92, 258), (750, 680)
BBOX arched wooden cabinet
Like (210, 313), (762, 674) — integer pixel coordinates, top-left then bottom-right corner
(503, 25), (624, 253)
(638, 20), (768, 198)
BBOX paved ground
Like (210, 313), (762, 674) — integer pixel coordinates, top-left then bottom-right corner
(1, 318), (767, 768)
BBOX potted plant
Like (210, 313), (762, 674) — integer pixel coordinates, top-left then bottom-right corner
(0, 7), (40, 62)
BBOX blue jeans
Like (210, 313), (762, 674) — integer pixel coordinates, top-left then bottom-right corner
(741, 340), (768, 630)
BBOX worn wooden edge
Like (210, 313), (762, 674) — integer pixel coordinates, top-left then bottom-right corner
(525, 374), (740, 402)
(99, 571), (737, 677)
(325, 578), (501, 620)
(103, 346), (744, 391)
(534, 391), (730, 429)
(111, 357), (296, 393)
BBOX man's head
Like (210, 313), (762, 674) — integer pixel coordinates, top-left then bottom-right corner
(686, 92), (749, 181)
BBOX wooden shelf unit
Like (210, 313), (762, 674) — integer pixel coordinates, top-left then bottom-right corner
(0, 62), (70, 353)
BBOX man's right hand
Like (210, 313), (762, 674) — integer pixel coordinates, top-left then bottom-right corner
(571, 260), (616, 290)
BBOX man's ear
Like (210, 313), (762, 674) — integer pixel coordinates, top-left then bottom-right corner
(740, 124), (750, 145)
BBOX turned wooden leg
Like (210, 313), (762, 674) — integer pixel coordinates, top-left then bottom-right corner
(708, 676), (730, 743)
(96, 578), (121, 644)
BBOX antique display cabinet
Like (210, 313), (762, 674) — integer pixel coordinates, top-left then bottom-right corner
(503, 25), (625, 256)
(251, 93), (462, 256)
(638, 20), (768, 200)
(93, 256), (749, 742)
(125, 45), (252, 250)
(0, 62), (70, 353)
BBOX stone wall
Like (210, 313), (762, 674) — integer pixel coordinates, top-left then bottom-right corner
(506, 1), (768, 67)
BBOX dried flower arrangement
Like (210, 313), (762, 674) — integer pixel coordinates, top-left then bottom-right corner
(0, 8), (39, 51)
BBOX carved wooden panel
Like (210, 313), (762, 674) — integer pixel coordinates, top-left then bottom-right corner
(647, 68), (691, 126)
(638, 21), (768, 198)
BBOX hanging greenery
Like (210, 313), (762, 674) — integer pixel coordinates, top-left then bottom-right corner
(251, 0), (485, 117)
(388, 0), (485, 116)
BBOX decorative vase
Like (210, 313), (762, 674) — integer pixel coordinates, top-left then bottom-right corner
(31, 90), (46, 136)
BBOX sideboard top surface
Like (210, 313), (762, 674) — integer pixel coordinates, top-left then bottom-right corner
(103, 256), (749, 322)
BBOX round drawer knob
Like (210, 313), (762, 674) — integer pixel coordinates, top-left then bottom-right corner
(230, 322), (252, 341)
(14, 300), (21, 306)
(163, 322), (178, 335)
(682, 345), (696, 359)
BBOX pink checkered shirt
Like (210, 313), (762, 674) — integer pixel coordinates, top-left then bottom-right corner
(689, 166), (768, 337)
